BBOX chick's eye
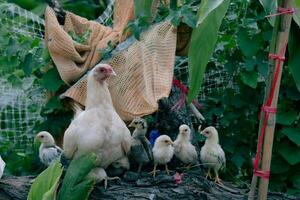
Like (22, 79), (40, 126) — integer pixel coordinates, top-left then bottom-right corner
(100, 68), (105, 72)
(134, 122), (138, 124)
(184, 129), (188, 131)
(164, 140), (168, 143)
(40, 135), (44, 138)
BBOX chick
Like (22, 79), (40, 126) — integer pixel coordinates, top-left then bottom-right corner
(151, 135), (174, 177)
(36, 131), (62, 166)
(174, 124), (198, 169)
(0, 155), (5, 179)
(128, 118), (153, 172)
(199, 126), (226, 184)
(87, 167), (120, 189)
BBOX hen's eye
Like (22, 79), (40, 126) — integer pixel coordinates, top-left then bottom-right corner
(100, 68), (105, 72)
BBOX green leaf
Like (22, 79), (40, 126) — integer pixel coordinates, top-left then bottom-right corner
(293, 1), (300, 27)
(134, 0), (153, 19)
(282, 128), (300, 146)
(187, 0), (230, 103)
(278, 140), (300, 165)
(40, 68), (64, 92)
(288, 23), (300, 92)
(259, 0), (277, 26)
(270, 155), (290, 174)
(57, 154), (97, 200)
(23, 53), (34, 76)
(276, 110), (297, 125)
(27, 161), (63, 200)
(237, 30), (263, 57)
(240, 71), (258, 89)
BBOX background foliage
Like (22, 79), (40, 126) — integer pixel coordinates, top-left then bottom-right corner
(0, 0), (299, 196)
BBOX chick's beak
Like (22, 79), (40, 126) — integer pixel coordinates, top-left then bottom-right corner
(108, 68), (117, 76)
(128, 122), (134, 127)
(168, 141), (174, 146)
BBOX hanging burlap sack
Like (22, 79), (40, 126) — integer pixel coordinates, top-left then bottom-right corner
(45, 0), (177, 121)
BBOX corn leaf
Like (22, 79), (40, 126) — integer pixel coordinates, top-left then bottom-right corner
(27, 160), (63, 200)
(258, 0), (277, 26)
(57, 154), (97, 200)
(288, 23), (300, 92)
(293, 1), (300, 28)
(187, 0), (230, 103)
(134, 0), (153, 18)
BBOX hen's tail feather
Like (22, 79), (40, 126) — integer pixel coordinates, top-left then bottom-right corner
(70, 102), (84, 119)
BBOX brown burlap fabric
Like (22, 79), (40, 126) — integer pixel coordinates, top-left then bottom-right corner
(44, 0), (177, 121)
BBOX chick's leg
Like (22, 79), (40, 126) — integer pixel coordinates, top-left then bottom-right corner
(214, 169), (222, 184)
(104, 176), (121, 190)
(149, 164), (157, 178)
(137, 163), (143, 173)
(165, 164), (170, 175)
(205, 168), (212, 179)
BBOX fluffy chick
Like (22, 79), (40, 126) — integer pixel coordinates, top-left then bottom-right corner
(174, 124), (198, 169)
(151, 135), (174, 177)
(129, 118), (153, 172)
(0, 155), (5, 179)
(106, 156), (130, 177)
(36, 131), (62, 166)
(199, 126), (226, 184)
(87, 167), (120, 189)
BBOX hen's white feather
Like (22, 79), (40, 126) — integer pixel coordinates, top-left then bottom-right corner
(63, 64), (131, 169)
(0, 155), (5, 179)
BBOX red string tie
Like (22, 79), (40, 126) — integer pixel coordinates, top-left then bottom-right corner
(253, 169), (270, 180)
(265, 7), (295, 18)
(268, 53), (285, 62)
(261, 105), (277, 114)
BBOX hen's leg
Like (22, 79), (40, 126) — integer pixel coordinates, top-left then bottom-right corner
(149, 164), (157, 177)
(205, 168), (212, 179)
(165, 164), (170, 175)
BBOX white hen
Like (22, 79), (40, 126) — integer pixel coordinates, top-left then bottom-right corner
(200, 126), (226, 184)
(36, 131), (62, 166)
(0, 155), (5, 179)
(151, 135), (174, 177)
(174, 124), (198, 168)
(63, 64), (131, 169)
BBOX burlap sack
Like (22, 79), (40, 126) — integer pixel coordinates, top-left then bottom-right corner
(45, 0), (177, 121)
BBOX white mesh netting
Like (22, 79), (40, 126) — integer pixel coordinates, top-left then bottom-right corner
(0, 2), (234, 152)
(0, 78), (46, 153)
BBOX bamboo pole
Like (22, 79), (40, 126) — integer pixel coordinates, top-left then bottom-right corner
(247, 2), (282, 199)
(258, 0), (293, 198)
(247, 0), (294, 199)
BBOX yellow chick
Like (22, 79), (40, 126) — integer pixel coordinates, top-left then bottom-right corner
(174, 124), (198, 169)
(151, 135), (174, 177)
(199, 126), (226, 184)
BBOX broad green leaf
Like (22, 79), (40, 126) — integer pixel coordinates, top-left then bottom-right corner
(237, 30), (263, 57)
(57, 154), (97, 200)
(40, 68), (64, 92)
(240, 71), (258, 89)
(259, 0), (277, 26)
(27, 161), (63, 200)
(23, 53), (34, 76)
(278, 140), (300, 165)
(271, 155), (290, 174)
(282, 128), (300, 146)
(288, 24), (300, 92)
(134, 0), (153, 19)
(276, 110), (297, 125)
(187, 0), (230, 103)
